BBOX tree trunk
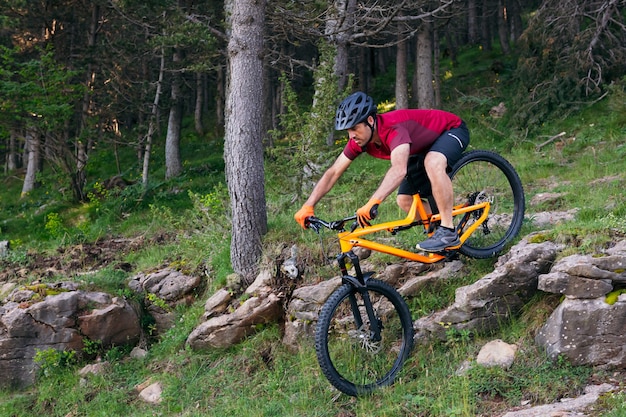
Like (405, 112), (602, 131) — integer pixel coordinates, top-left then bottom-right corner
(74, 141), (88, 201)
(142, 48), (166, 189)
(194, 72), (204, 135)
(415, 22), (435, 109)
(467, 0), (479, 44)
(21, 128), (40, 197)
(74, 2), (100, 202)
(325, 0), (356, 145)
(165, 48), (183, 180)
(480, 0), (493, 52)
(395, 17), (409, 109)
(507, 0), (524, 43)
(497, 0), (510, 54)
(326, 0), (356, 93)
(224, 0), (268, 283)
(6, 129), (19, 172)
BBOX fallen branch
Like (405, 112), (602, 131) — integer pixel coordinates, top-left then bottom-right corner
(536, 131), (566, 151)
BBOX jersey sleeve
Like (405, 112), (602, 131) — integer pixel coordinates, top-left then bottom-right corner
(342, 139), (363, 160)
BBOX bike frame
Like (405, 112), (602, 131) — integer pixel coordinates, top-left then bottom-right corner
(337, 194), (490, 264)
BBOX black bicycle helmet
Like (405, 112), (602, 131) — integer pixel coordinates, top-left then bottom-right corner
(335, 92), (376, 130)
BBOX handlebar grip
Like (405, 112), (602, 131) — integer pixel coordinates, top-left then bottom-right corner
(370, 204), (379, 219)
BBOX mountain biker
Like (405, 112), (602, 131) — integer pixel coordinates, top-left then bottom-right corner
(294, 91), (470, 252)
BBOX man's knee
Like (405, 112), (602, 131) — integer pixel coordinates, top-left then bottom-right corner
(424, 152), (448, 177)
(397, 194), (413, 213)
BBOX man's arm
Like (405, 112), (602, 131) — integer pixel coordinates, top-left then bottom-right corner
(370, 143), (410, 202)
(303, 152), (353, 207)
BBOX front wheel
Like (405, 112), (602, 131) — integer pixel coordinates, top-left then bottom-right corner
(315, 279), (414, 396)
(450, 150), (525, 259)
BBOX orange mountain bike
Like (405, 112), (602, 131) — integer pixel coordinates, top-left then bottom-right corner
(305, 150), (525, 396)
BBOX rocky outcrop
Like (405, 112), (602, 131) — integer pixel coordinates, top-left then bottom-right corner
(186, 232), (626, 376)
(413, 237), (563, 341)
(128, 268), (204, 334)
(282, 276), (342, 350)
(186, 271), (284, 350)
(535, 242), (626, 368)
(500, 383), (617, 417)
(0, 284), (140, 388)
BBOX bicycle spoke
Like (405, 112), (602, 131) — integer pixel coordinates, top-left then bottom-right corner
(316, 280), (413, 396)
(451, 150), (525, 258)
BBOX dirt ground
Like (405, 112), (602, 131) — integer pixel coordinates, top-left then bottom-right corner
(0, 235), (154, 283)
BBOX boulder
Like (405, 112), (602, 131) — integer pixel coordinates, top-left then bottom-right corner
(282, 277), (342, 349)
(535, 249), (626, 368)
(476, 339), (518, 369)
(398, 260), (463, 298)
(186, 292), (283, 350)
(128, 268), (203, 302)
(538, 271), (612, 299)
(536, 297), (626, 367)
(129, 268), (204, 334)
(0, 287), (140, 389)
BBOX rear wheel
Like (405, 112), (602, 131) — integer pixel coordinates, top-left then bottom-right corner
(315, 279), (414, 396)
(450, 150), (525, 259)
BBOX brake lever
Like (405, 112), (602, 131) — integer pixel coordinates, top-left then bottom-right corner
(306, 216), (321, 233)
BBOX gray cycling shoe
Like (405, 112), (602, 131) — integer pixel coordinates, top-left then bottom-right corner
(416, 227), (461, 252)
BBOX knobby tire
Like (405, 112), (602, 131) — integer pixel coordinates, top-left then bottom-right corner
(315, 279), (414, 396)
(450, 150), (525, 259)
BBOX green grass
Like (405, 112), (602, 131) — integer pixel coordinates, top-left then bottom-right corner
(1, 50), (626, 416)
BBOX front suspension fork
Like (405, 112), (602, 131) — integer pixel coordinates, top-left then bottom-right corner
(337, 251), (382, 342)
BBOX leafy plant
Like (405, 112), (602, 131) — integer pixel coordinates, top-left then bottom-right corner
(34, 348), (77, 377)
(147, 292), (170, 311)
(44, 212), (66, 239)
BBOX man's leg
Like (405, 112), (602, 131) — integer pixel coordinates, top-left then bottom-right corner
(396, 194), (432, 215)
(415, 150), (460, 252)
(424, 151), (453, 229)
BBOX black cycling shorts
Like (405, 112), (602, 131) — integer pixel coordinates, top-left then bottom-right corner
(398, 121), (470, 197)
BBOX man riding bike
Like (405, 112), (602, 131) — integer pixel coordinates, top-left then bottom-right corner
(294, 91), (470, 252)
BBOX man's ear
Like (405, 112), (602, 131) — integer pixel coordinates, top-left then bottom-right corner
(367, 115), (376, 130)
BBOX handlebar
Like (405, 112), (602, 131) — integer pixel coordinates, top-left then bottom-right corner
(306, 215), (358, 233)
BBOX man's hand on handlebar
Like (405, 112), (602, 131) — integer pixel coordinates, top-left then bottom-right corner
(294, 205), (315, 229)
(356, 198), (381, 228)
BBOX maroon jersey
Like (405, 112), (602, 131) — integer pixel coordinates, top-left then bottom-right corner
(343, 109), (462, 160)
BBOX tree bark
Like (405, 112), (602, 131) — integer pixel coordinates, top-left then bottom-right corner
(507, 0), (524, 43)
(467, 0), (479, 44)
(6, 129), (19, 172)
(415, 22), (435, 109)
(142, 48), (165, 189)
(497, 0), (510, 54)
(21, 128), (40, 197)
(481, 0), (493, 52)
(165, 48), (183, 180)
(194, 72), (204, 135)
(326, 0), (356, 93)
(395, 15), (409, 109)
(224, 0), (268, 283)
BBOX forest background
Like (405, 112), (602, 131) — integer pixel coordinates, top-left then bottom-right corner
(1, 0), (626, 416)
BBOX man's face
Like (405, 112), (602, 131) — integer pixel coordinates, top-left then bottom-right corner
(347, 118), (372, 147)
